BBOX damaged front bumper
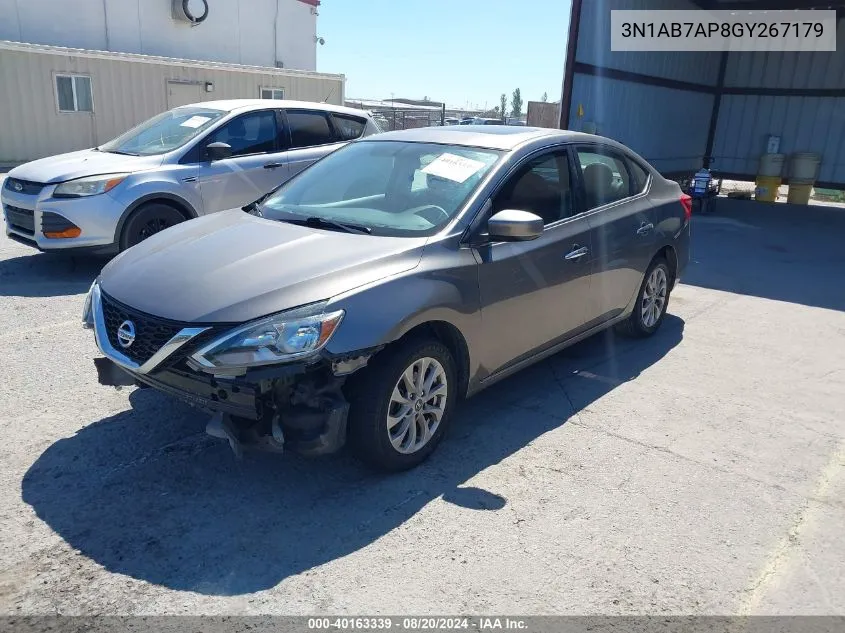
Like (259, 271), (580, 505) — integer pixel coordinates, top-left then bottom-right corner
(94, 354), (353, 458)
(88, 283), (377, 458)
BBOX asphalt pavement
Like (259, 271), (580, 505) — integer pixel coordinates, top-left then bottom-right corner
(0, 198), (843, 615)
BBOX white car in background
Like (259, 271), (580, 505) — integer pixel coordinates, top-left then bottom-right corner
(2, 100), (379, 254)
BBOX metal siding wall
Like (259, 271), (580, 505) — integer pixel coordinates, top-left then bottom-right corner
(576, 0), (722, 85)
(2, 0), (317, 71)
(570, 73), (713, 174)
(725, 20), (845, 89)
(713, 21), (845, 184)
(0, 49), (344, 162)
(712, 95), (845, 183)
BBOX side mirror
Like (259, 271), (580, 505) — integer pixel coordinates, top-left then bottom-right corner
(487, 209), (544, 242)
(206, 141), (232, 161)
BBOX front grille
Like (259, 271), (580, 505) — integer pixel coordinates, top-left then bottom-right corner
(100, 292), (185, 366)
(4, 178), (45, 196)
(3, 204), (35, 235)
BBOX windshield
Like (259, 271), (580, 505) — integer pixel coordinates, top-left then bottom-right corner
(260, 141), (502, 237)
(98, 107), (226, 156)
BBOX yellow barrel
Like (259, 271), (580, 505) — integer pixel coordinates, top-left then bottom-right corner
(786, 183), (813, 205)
(758, 153), (785, 177)
(755, 176), (781, 202)
(788, 153), (821, 181)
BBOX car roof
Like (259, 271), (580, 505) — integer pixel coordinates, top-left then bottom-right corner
(364, 125), (618, 151)
(174, 99), (371, 118)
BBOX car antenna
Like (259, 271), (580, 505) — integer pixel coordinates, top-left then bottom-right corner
(322, 85), (336, 103)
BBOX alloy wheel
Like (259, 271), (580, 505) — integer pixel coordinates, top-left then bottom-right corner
(137, 217), (173, 241)
(386, 357), (448, 454)
(641, 266), (668, 328)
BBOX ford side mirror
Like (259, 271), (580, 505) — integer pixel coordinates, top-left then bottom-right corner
(206, 142), (232, 161)
(487, 209), (544, 242)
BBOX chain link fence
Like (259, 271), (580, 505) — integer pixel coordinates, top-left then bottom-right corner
(345, 100), (446, 132)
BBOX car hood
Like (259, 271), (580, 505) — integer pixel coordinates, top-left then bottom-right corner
(9, 149), (163, 184)
(99, 209), (427, 323)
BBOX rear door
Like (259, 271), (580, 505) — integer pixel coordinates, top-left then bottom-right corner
(475, 147), (594, 378)
(281, 109), (349, 179)
(197, 109), (288, 212)
(573, 145), (657, 323)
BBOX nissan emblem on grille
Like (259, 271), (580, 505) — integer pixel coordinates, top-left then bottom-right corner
(13, 181), (23, 192)
(117, 320), (136, 348)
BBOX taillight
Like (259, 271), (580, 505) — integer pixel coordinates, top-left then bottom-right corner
(680, 194), (692, 222)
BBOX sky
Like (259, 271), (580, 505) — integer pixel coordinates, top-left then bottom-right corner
(315, 0), (572, 111)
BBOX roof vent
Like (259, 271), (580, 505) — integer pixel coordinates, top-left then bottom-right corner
(172, 0), (209, 25)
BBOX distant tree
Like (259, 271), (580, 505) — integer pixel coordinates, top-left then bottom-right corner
(511, 88), (523, 118)
(499, 93), (507, 119)
(541, 91), (548, 102)
(423, 95), (430, 101)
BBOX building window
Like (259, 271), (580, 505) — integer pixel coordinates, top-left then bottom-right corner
(260, 87), (284, 100)
(56, 75), (93, 112)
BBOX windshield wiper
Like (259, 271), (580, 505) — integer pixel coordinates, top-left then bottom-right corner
(242, 201), (263, 217)
(104, 149), (140, 156)
(282, 216), (371, 235)
(305, 216), (371, 235)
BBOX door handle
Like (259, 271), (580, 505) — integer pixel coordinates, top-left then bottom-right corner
(263, 162), (284, 169)
(636, 222), (654, 235)
(564, 246), (589, 260)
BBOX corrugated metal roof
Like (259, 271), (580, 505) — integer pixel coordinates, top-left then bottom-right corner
(0, 40), (344, 80)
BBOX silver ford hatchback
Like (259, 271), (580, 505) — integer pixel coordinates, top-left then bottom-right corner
(2, 99), (380, 254)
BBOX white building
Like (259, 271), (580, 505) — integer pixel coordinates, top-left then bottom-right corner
(0, 0), (344, 163)
(0, 0), (320, 71)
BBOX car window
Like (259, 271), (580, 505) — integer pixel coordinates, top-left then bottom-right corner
(260, 140), (502, 238)
(206, 110), (277, 158)
(626, 157), (650, 194)
(493, 151), (574, 225)
(331, 114), (367, 141)
(99, 107), (226, 156)
(576, 148), (631, 210)
(286, 110), (335, 148)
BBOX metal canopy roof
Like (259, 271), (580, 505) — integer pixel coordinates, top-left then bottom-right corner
(691, 0), (845, 10)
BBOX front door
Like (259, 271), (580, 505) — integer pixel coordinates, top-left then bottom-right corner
(476, 148), (594, 378)
(167, 81), (202, 109)
(573, 145), (657, 322)
(197, 109), (289, 213)
(282, 109), (346, 178)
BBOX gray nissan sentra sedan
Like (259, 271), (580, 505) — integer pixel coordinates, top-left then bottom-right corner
(85, 126), (691, 471)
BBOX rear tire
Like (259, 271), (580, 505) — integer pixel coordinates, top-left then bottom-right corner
(616, 257), (671, 338)
(119, 203), (187, 251)
(345, 337), (457, 472)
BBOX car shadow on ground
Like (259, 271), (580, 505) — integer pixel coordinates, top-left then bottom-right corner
(22, 315), (684, 596)
(685, 198), (845, 312)
(0, 251), (106, 297)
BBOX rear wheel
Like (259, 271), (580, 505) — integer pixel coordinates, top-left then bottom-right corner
(119, 203), (186, 251)
(616, 257), (671, 337)
(345, 337), (456, 471)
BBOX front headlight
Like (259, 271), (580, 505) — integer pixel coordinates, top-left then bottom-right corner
(54, 174), (129, 198)
(190, 303), (345, 372)
(82, 279), (98, 329)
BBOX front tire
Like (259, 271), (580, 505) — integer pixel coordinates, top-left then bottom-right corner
(345, 337), (457, 472)
(617, 257), (671, 337)
(119, 203), (186, 251)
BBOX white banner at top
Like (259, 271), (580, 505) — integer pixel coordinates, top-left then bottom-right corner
(610, 10), (837, 52)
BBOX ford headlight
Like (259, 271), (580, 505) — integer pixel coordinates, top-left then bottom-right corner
(82, 279), (98, 329)
(54, 174), (129, 198)
(189, 303), (344, 372)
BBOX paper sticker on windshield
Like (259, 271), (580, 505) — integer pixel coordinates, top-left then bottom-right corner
(180, 115), (212, 129)
(421, 153), (486, 183)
